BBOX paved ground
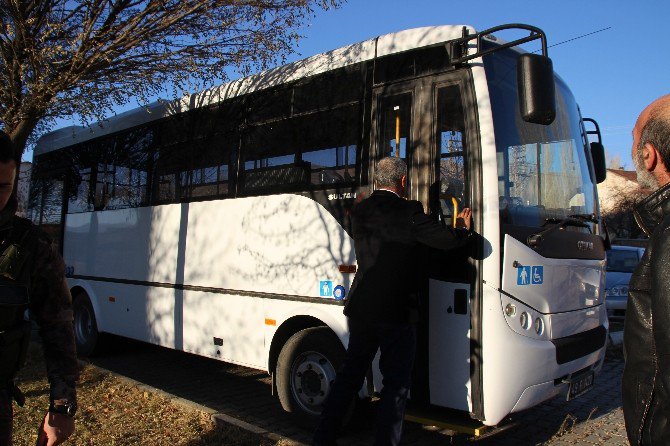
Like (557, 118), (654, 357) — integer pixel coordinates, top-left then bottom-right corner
(85, 335), (628, 446)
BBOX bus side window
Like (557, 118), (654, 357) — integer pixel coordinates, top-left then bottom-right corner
(299, 105), (360, 187)
(149, 107), (238, 204)
(294, 65), (362, 188)
(93, 163), (112, 210)
(185, 105), (239, 200)
(67, 145), (95, 214)
(241, 118), (304, 195)
(240, 70), (363, 196)
(436, 85), (467, 226)
(152, 115), (192, 203)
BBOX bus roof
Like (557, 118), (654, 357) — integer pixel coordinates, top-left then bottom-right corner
(34, 25), (475, 156)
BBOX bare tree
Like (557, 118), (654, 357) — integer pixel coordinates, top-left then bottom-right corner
(602, 183), (648, 240)
(0, 0), (340, 159)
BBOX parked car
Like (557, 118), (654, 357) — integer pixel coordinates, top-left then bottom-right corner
(605, 245), (646, 321)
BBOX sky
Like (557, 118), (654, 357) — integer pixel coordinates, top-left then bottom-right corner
(39, 0), (669, 169)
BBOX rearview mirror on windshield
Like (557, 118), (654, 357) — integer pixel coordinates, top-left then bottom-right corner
(517, 53), (556, 125)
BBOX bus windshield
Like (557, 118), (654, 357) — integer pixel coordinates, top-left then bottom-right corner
(484, 46), (596, 231)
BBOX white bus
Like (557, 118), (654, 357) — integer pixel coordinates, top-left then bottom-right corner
(29, 24), (609, 429)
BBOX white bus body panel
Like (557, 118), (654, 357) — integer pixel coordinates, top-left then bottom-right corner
(428, 280), (471, 411)
(185, 295), (348, 369)
(92, 282), (179, 347)
(182, 291), (265, 367)
(470, 62), (501, 291)
(481, 283), (606, 425)
(470, 62), (606, 425)
(263, 300), (351, 354)
(501, 236), (605, 314)
(480, 236), (607, 425)
(65, 195), (355, 294)
(64, 194), (354, 369)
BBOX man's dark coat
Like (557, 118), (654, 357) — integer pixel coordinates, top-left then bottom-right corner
(343, 190), (470, 324)
(623, 182), (670, 445)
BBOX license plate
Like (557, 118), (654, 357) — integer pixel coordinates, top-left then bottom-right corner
(566, 371), (594, 401)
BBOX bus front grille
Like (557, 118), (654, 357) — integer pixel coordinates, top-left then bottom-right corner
(551, 325), (607, 365)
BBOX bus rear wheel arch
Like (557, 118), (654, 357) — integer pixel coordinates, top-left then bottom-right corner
(276, 326), (348, 427)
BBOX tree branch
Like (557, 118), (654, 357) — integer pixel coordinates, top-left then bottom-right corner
(0, 0), (342, 156)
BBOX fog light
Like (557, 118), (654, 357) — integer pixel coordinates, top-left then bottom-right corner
(534, 317), (544, 335)
(505, 303), (516, 317)
(520, 312), (530, 330)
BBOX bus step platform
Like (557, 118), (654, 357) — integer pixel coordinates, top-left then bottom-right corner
(403, 406), (490, 436)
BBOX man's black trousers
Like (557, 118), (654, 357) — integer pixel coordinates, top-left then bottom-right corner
(313, 317), (417, 446)
(0, 385), (13, 446)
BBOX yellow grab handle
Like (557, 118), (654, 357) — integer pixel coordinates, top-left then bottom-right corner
(395, 114), (401, 157)
(451, 197), (459, 228)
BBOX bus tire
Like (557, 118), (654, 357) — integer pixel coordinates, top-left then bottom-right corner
(72, 293), (100, 357)
(276, 327), (350, 428)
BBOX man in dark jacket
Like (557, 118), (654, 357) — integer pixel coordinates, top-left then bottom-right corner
(0, 131), (79, 445)
(313, 157), (471, 446)
(623, 94), (670, 445)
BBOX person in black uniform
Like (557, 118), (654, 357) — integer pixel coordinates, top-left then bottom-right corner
(0, 131), (78, 446)
(313, 156), (472, 446)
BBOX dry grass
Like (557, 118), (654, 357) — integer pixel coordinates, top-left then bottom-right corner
(12, 343), (276, 446)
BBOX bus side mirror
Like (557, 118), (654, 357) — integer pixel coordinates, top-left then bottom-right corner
(590, 141), (607, 184)
(517, 53), (556, 125)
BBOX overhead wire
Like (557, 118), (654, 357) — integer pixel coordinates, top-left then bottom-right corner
(530, 26), (612, 53)
(547, 27), (612, 49)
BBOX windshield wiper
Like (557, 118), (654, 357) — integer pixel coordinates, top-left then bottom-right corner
(529, 216), (591, 248)
(542, 213), (598, 226)
(569, 213), (599, 224)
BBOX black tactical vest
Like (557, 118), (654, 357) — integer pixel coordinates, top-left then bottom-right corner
(0, 220), (33, 383)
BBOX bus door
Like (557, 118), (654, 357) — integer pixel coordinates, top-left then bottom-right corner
(415, 75), (481, 416)
(370, 77), (424, 395)
(372, 74), (481, 416)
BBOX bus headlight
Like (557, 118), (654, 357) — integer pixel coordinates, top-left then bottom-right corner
(502, 297), (550, 340)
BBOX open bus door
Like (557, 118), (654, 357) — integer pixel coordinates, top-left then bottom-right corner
(372, 71), (484, 429)
(411, 72), (485, 427)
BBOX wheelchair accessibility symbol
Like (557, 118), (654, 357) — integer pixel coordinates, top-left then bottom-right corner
(517, 265), (543, 286)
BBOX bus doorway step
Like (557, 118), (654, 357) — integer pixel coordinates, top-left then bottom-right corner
(403, 406), (490, 437)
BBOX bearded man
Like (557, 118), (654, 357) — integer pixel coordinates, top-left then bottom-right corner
(622, 94), (670, 445)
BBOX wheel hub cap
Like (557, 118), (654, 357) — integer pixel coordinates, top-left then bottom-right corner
(290, 351), (337, 415)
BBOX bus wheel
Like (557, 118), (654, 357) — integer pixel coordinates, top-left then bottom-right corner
(276, 327), (346, 428)
(73, 293), (99, 356)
